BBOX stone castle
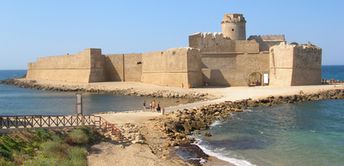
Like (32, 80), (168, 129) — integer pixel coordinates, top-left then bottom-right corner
(26, 14), (322, 88)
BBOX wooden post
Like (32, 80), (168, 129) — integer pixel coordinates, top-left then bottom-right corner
(76, 93), (83, 115)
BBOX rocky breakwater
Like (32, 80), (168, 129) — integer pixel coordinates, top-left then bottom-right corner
(0, 79), (208, 100)
(160, 89), (344, 147)
(104, 123), (146, 145)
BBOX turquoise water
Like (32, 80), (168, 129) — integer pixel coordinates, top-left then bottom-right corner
(322, 65), (344, 80)
(195, 65), (344, 166)
(0, 70), (189, 115)
(197, 101), (344, 166)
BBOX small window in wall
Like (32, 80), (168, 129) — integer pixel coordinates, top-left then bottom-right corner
(232, 29), (235, 31)
(137, 61), (142, 64)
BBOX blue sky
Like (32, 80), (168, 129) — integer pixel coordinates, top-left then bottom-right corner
(0, 0), (343, 69)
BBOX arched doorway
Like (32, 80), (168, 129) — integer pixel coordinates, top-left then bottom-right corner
(248, 72), (262, 86)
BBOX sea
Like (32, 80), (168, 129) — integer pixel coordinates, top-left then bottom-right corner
(0, 70), (190, 115)
(194, 65), (344, 166)
(1, 66), (344, 166)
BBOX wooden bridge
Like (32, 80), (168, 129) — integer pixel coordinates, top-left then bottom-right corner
(0, 115), (121, 137)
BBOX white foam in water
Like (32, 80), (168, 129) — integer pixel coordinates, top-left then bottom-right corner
(210, 120), (222, 127)
(194, 139), (256, 166)
(244, 109), (253, 112)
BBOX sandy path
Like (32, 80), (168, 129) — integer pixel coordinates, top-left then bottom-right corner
(97, 111), (161, 125)
(88, 111), (187, 166)
(88, 142), (182, 166)
(165, 84), (344, 112)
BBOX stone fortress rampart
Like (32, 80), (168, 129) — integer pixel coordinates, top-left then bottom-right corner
(26, 13), (322, 88)
(270, 43), (322, 86)
(27, 49), (105, 83)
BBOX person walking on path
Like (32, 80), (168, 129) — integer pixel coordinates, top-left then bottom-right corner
(143, 100), (146, 110)
(151, 100), (156, 112)
(156, 103), (161, 112)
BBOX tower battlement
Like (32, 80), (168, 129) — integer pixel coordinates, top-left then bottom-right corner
(221, 13), (246, 40)
(221, 14), (246, 24)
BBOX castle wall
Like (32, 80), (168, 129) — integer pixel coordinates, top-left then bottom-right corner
(269, 43), (322, 86)
(189, 33), (268, 86)
(189, 33), (259, 53)
(269, 44), (294, 86)
(201, 53), (269, 86)
(291, 45), (322, 85)
(248, 35), (286, 51)
(105, 54), (142, 82)
(141, 48), (202, 88)
(26, 48), (106, 83)
(105, 54), (124, 81)
(90, 49), (107, 82)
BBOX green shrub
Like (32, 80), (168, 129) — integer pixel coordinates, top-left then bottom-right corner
(0, 144), (12, 159)
(83, 128), (102, 144)
(62, 158), (87, 166)
(66, 129), (89, 145)
(12, 152), (30, 165)
(22, 155), (59, 166)
(0, 137), (20, 151)
(68, 147), (87, 160)
(0, 136), (22, 160)
(40, 141), (69, 159)
(0, 157), (14, 166)
(33, 129), (52, 142)
(64, 147), (87, 166)
(0, 127), (100, 165)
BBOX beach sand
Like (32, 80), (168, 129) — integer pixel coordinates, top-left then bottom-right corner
(88, 111), (188, 166)
(89, 111), (235, 166)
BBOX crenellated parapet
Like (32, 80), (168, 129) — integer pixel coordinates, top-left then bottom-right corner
(221, 14), (246, 24)
(248, 35), (286, 51)
(269, 42), (322, 86)
(189, 32), (259, 53)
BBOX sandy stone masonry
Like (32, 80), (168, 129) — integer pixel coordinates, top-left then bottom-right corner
(26, 13), (322, 88)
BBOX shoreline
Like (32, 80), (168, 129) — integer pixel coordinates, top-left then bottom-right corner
(159, 89), (344, 165)
(1, 78), (344, 165)
(91, 88), (344, 166)
(0, 79), (211, 100)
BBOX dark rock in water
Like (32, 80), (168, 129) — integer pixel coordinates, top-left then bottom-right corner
(204, 132), (212, 137)
(175, 144), (209, 166)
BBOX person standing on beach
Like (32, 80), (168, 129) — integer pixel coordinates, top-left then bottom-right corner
(151, 100), (156, 111)
(143, 100), (146, 110)
(156, 103), (161, 112)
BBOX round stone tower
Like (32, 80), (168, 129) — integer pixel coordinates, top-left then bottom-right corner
(221, 13), (246, 40)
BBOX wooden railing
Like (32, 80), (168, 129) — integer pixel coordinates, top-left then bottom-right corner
(0, 114), (122, 138)
(0, 115), (104, 129)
